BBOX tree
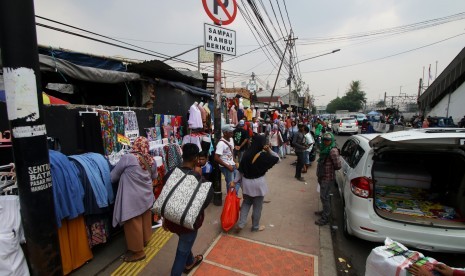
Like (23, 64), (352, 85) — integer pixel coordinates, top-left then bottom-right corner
(376, 100), (386, 108)
(325, 80), (367, 113)
(343, 80), (366, 112)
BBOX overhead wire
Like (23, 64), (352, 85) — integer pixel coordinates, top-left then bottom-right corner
(297, 12), (465, 45)
(35, 15), (199, 68)
(238, 2), (287, 77)
(274, 0), (289, 35)
(300, 32), (465, 74)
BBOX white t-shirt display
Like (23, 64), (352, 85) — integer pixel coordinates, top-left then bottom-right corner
(188, 103), (203, 129)
(215, 138), (235, 167)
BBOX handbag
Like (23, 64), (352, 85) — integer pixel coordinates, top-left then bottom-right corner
(152, 168), (212, 230)
(221, 188), (240, 232)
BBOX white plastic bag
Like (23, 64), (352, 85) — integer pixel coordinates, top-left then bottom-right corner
(365, 238), (437, 276)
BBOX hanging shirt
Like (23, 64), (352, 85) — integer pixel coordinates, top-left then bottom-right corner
(245, 108), (253, 121)
(188, 104), (203, 129)
(0, 196), (29, 276)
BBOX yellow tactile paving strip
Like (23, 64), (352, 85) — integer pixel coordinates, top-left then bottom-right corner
(111, 227), (173, 276)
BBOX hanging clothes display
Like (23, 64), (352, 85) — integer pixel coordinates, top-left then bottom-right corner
(152, 156), (165, 199)
(229, 105), (238, 125)
(145, 127), (159, 142)
(77, 112), (105, 155)
(49, 150), (85, 226)
(69, 153), (114, 209)
(188, 103), (203, 129)
(0, 195), (29, 276)
(237, 107), (244, 123)
(245, 107), (253, 121)
(111, 111), (125, 152)
(96, 109), (114, 156)
(58, 216), (93, 275)
(164, 143), (183, 172)
(198, 103), (207, 125)
(124, 111), (139, 144)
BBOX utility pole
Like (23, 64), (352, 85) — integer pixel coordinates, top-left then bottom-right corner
(0, 1), (62, 275)
(213, 48), (222, 206)
(284, 30), (297, 113)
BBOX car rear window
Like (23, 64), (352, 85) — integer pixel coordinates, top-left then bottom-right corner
(342, 119), (356, 123)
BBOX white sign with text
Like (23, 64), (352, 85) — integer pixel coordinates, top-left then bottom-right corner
(204, 23), (236, 56)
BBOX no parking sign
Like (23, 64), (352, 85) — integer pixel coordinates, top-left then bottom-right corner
(202, 0), (237, 25)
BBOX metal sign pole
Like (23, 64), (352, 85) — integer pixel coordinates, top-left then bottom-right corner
(0, 1), (63, 275)
(212, 52), (223, 206)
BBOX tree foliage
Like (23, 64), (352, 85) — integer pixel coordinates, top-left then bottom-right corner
(326, 80), (366, 113)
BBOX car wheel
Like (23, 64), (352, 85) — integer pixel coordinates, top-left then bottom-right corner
(342, 202), (353, 239)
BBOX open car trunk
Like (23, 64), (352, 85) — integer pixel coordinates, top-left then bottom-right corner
(372, 149), (465, 229)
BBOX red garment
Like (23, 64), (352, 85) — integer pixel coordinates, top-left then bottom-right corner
(273, 111), (278, 120)
(286, 118), (292, 129)
(244, 122), (253, 137)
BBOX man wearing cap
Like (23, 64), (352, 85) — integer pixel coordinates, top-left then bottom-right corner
(215, 125), (240, 194)
(315, 132), (341, 226)
(233, 120), (250, 163)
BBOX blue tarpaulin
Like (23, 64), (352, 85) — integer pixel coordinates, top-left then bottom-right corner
(38, 47), (127, 72)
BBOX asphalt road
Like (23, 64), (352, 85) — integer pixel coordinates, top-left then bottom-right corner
(330, 132), (465, 276)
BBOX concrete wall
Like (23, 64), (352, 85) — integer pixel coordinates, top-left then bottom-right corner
(427, 81), (465, 123)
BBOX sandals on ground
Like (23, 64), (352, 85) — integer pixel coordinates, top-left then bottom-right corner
(183, 255), (203, 274)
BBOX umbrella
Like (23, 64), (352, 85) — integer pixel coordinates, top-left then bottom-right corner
(367, 110), (379, 116)
(1, 91), (69, 105)
(42, 92), (70, 105)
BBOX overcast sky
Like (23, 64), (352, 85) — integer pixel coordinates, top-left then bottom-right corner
(34, 1), (465, 106)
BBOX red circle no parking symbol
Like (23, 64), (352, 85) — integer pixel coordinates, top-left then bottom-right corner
(202, 0), (237, 25)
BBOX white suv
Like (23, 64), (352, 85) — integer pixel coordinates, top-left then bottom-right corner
(335, 128), (465, 253)
(332, 117), (358, 135)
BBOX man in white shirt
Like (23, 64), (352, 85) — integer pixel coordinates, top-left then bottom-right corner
(214, 125), (240, 194)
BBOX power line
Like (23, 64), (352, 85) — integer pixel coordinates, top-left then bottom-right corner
(301, 32), (465, 74)
(35, 15), (199, 68)
(282, 0), (293, 32)
(297, 12), (465, 45)
(274, 0), (289, 35)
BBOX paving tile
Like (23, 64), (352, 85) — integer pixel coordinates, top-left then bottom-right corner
(194, 235), (316, 276)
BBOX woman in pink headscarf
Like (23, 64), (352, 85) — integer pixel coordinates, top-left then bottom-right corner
(111, 136), (157, 262)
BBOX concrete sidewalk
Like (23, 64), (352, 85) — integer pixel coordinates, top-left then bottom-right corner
(82, 155), (336, 275)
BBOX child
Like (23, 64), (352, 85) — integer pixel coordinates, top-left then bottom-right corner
(198, 151), (213, 182)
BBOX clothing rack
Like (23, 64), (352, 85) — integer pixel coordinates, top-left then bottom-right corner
(1, 163), (17, 195)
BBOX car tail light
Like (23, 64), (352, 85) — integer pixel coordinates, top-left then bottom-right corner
(339, 122), (342, 127)
(355, 120), (358, 126)
(350, 177), (372, 198)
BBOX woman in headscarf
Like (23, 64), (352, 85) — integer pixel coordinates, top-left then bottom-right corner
(269, 123), (283, 155)
(315, 132), (341, 226)
(230, 135), (280, 232)
(111, 136), (158, 262)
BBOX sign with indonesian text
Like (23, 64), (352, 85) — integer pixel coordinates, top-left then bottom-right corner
(204, 23), (236, 56)
(202, 0), (237, 25)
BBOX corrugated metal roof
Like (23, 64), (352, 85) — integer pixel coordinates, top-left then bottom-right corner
(128, 60), (204, 84)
